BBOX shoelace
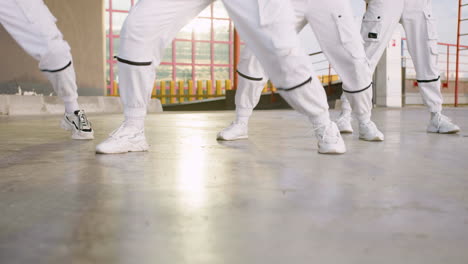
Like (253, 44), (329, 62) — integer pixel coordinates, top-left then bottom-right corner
(76, 111), (91, 129)
(109, 124), (127, 138)
(434, 114), (451, 130)
(336, 115), (351, 125)
(312, 122), (338, 144)
(109, 123), (142, 139)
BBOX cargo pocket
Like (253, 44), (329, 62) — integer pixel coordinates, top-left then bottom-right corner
(361, 14), (383, 43)
(423, 9), (439, 55)
(423, 9), (438, 40)
(333, 12), (366, 59)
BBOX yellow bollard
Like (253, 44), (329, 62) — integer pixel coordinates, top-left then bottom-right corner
(160, 81), (166, 104)
(207, 80), (212, 98)
(225, 80), (232, 91)
(178, 80), (184, 103)
(216, 80), (222, 96)
(197, 80), (203, 100)
(170, 81), (176, 104)
(113, 81), (119, 96)
(271, 82), (277, 93)
(188, 80), (194, 101)
(262, 83), (268, 93)
(152, 81), (157, 98)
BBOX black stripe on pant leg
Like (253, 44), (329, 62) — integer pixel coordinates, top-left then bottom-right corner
(343, 82), (372, 94)
(277, 77), (312, 91)
(40, 61), (72, 73)
(417, 76), (440, 83)
(237, 70), (263, 81)
(115, 56), (152, 66)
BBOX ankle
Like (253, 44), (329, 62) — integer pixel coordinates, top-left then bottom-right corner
(236, 115), (250, 125)
(64, 101), (80, 114)
(124, 117), (145, 130)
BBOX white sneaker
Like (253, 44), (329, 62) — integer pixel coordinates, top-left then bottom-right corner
(217, 122), (248, 141)
(96, 123), (149, 154)
(336, 114), (353, 134)
(427, 113), (460, 134)
(359, 120), (384, 141)
(61, 110), (94, 140)
(315, 122), (346, 154)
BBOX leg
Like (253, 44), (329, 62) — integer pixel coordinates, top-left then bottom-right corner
(338, 0), (403, 121)
(361, 0), (404, 72)
(0, 0), (93, 139)
(222, 0), (345, 153)
(306, 0), (383, 140)
(401, 0), (459, 133)
(117, 0), (212, 120)
(96, 0), (213, 153)
(235, 47), (269, 123)
(222, 0), (330, 124)
(0, 0), (76, 110)
(401, 0), (441, 113)
(217, 10), (308, 141)
(217, 47), (269, 141)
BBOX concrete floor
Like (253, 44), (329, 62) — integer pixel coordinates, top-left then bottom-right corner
(0, 107), (467, 264)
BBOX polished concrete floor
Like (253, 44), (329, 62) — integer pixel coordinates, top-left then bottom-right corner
(0, 107), (468, 264)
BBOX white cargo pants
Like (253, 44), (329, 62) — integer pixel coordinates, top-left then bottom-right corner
(118, 0), (331, 124)
(341, 0), (443, 114)
(0, 0), (78, 104)
(235, 0), (374, 122)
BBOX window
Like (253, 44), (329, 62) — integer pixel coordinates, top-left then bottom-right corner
(105, 0), (234, 96)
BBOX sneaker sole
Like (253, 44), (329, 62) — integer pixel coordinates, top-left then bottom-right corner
(318, 145), (346, 154)
(96, 149), (149, 154)
(359, 136), (384, 142)
(216, 135), (248, 141)
(427, 129), (460, 134)
(96, 145), (149, 154)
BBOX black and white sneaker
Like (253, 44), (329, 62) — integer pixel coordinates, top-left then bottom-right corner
(60, 110), (94, 140)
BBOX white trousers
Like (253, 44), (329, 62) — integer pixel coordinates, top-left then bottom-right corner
(118, 0), (330, 124)
(0, 0), (78, 103)
(341, 0), (443, 114)
(236, 0), (374, 122)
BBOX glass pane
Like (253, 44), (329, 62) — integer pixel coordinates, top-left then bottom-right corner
(195, 66), (210, 81)
(156, 65), (173, 81)
(177, 22), (193, 40)
(213, 20), (230, 41)
(112, 0), (132, 11)
(199, 5), (211, 17)
(106, 37), (110, 59)
(112, 37), (121, 58)
(112, 12), (129, 35)
(213, 1), (229, 18)
(176, 41), (192, 63)
(193, 19), (211, 41)
(214, 67), (229, 80)
(195, 42), (211, 64)
(214, 43), (229, 64)
(161, 45), (172, 63)
(113, 64), (119, 83)
(106, 63), (110, 85)
(105, 12), (110, 33)
(176, 66), (193, 81)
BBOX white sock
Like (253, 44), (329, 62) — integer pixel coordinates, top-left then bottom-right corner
(308, 112), (331, 129)
(356, 113), (371, 124)
(64, 101), (80, 114)
(431, 111), (440, 119)
(236, 115), (250, 125)
(339, 110), (352, 118)
(124, 116), (145, 130)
